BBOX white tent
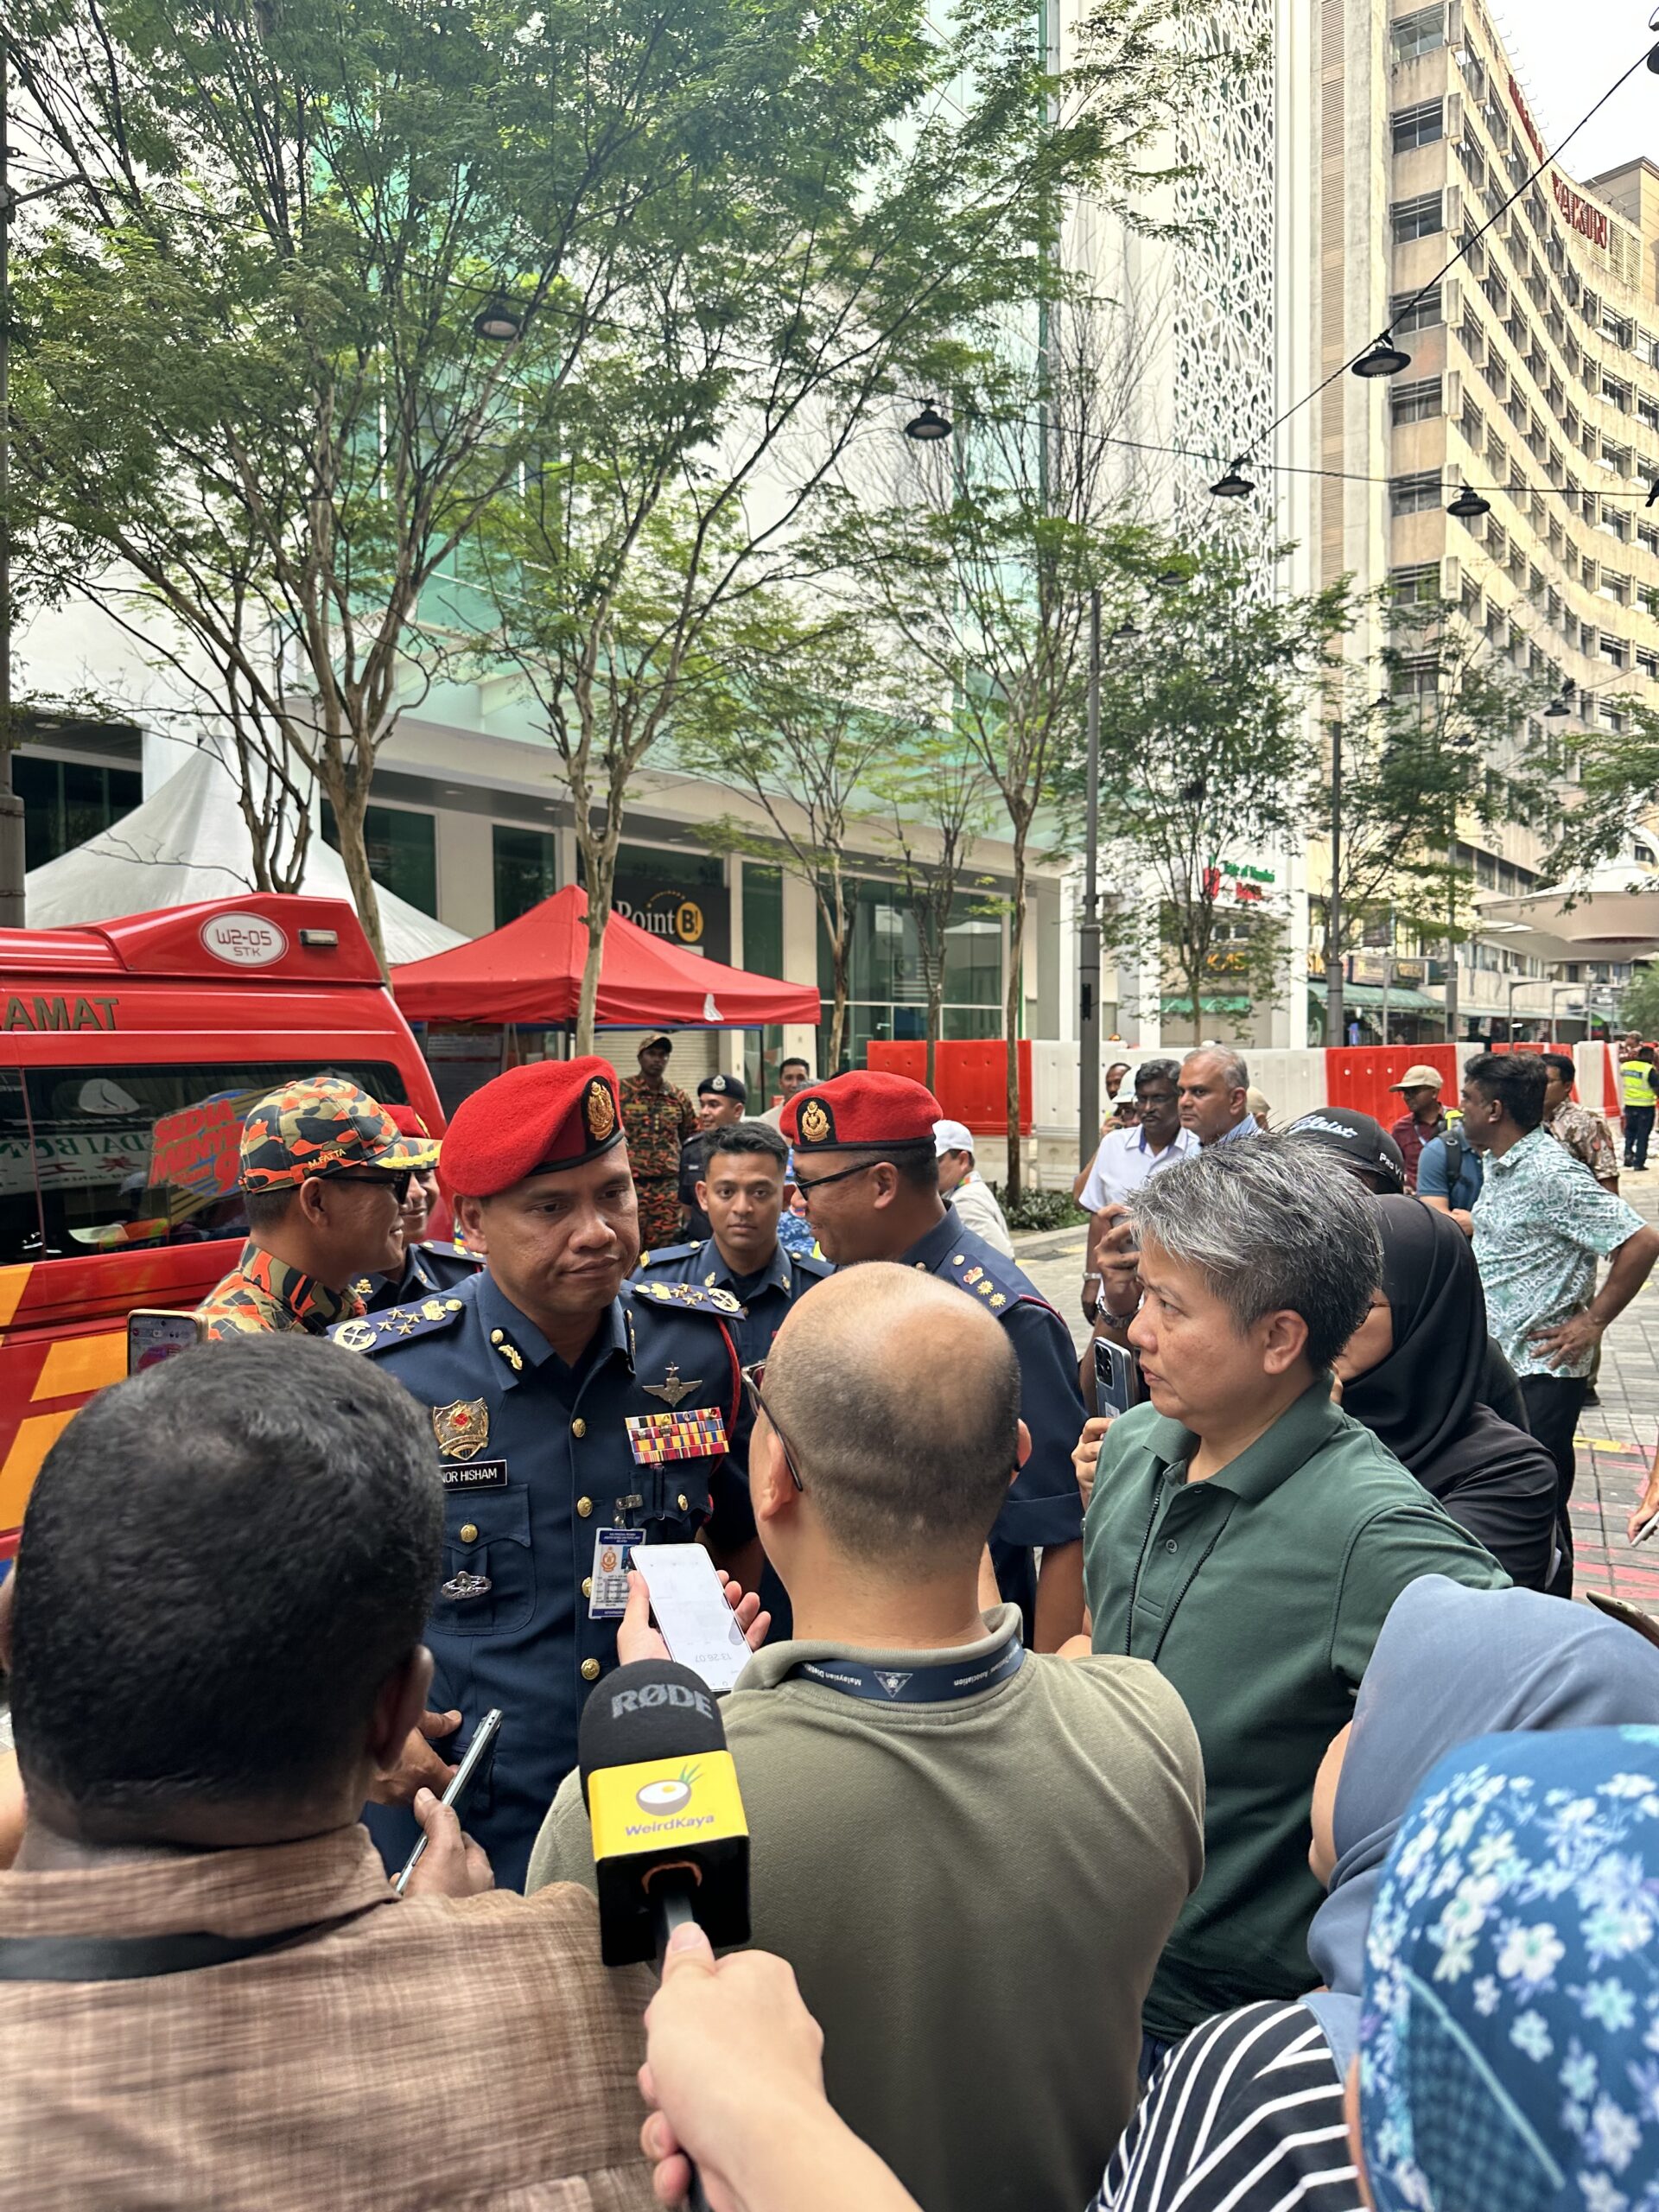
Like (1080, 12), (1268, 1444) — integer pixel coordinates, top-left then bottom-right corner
(24, 746), (464, 966)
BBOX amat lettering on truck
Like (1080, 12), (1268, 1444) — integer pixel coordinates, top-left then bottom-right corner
(0, 894), (442, 1560)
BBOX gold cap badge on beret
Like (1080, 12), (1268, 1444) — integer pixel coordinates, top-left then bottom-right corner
(798, 1098), (833, 1145)
(586, 1080), (617, 1142)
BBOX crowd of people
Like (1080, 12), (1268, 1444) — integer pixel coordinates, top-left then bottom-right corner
(1, 1031), (1657, 2209)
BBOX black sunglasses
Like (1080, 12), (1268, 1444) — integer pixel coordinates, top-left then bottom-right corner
(315, 1169), (414, 1202)
(791, 1159), (881, 1209)
(741, 1362), (804, 1492)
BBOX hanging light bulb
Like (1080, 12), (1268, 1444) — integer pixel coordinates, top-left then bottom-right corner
(1352, 334), (1413, 378)
(1209, 464), (1255, 499)
(1446, 486), (1491, 519)
(474, 294), (523, 342)
(904, 402), (953, 442)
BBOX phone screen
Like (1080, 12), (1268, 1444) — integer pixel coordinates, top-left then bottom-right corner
(127, 1309), (205, 1375)
(630, 1543), (753, 1694)
(1093, 1336), (1138, 1418)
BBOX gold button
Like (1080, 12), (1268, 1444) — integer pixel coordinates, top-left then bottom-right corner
(582, 1576), (594, 1598)
(951, 1254), (965, 1265)
(459, 1522), (479, 1545)
(577, 1497), (593, 1518)
(572, 1417), (588, 1438)
(677, 1493), (689, 1510)
(581, 1657), (601, 1682)
(490, 1328), (503, 1344)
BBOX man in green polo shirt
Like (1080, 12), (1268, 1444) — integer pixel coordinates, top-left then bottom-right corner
(1083, 1133), (1507, 2055)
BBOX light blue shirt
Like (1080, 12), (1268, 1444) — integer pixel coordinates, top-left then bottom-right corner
(1471, 1125), (1645, 1378)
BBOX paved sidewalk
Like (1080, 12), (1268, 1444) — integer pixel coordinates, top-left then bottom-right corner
(1011, 1175), (1659, 1609)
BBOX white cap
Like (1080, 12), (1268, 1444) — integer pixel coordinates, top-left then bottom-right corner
(933, 1117), (976, 1155)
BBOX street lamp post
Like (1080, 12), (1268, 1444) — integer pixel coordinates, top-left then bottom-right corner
(1324, 721), (1344, 1046)
(1078, 588), (1102, 1172)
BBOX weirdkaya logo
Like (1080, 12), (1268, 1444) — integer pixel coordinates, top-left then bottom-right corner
(634, 1763), (698, 1818)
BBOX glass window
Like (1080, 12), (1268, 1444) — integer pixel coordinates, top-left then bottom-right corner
(1391, 289), (1443, 334)
(321, 803), (438, 918)
(0, 1059), (410, 1267)
(1390, 473), (1442, 515)
(1392, 101), (1444, 154)
(818, 880), (1004, 1072)
(1391, 378), (1443, 425)
(493, 824), (557, 927)
(741, 862), (784, 980)
(16, 756), (143, 873)
(1391, 6), (1445, 60)
(1391, 191), (1444, 242)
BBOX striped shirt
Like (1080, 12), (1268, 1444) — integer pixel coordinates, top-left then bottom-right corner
(1095, 2002), (1360, 2212)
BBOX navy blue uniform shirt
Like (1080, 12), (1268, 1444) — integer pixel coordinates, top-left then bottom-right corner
(331, 1268), (742, 1891)
(356, 1237), (485, 1314)
(900, 1211), (1086, 1618)
(634, 1234), (833, 1369)
(635, 1235), (831, 1637)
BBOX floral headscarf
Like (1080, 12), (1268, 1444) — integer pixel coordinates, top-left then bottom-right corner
(1359, 1726), (1659, 2212)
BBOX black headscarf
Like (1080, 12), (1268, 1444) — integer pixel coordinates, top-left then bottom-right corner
(1341, 1197), (1555, 1586)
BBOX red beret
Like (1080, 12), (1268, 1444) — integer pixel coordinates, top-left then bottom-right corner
(781, 1071), (943, 1152)
(385, 1103), (439, 1141)
(440, 1057), (624, 1197)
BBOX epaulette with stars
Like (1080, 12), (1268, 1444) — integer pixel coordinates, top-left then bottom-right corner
(790, 1250), (835, 1281)
(942, 1246), (1014, 1313)
(329, 1295), (467, 1354)
(424, 1238), (484, 1265)
(628, 1279), (744, 1319)
(635, 1243), (702, 1270)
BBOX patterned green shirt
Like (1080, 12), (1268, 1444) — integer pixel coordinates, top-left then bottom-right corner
(195, 1244), (362, 1341)
(618, 1075), (697, 1184)
(1472, 1126), (1646, 1378)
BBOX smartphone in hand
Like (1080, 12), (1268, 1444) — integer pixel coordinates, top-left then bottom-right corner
(1093, 1336), (1140, 1419)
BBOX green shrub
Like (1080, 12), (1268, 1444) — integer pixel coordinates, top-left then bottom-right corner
(990, 1185), (1089, 1233)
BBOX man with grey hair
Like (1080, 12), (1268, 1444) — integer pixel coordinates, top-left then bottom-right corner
(1080, 1133), (1507, 2062)
(1177, 1046), (1256, 1147)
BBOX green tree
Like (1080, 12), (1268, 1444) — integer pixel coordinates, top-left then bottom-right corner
(1617, 963), (1659, 1037)
(1541, 694), (1657, 884)
(1084, 543), (1351, 1046)
(1315, 586), (1553, 1041)
(675, 607), (905, 1073)
(834, 305), (1166, 1198)
(872, 727), (998, 1093)
(465, 0), (1211, 1049)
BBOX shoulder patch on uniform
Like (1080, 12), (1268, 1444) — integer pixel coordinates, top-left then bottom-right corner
(424, 1239), (482, 1265)
(792, 1252), (835, 1280)
(636, 1243), (701, 1270)
(630, 1279), (742, 1318)
(329, 1297), (467, 1354)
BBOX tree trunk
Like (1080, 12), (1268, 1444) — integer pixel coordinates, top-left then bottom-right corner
(925, 979), (944, 1095)
(576, 831), (620, 1058)
(318, 769), (387, 978)
(1004, 830), (1027, 1207)
(828, 938), (849, 1071)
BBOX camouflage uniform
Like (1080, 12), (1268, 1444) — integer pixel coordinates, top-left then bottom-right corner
(195, 1075), (440, 1339)
(618, 1074), (697, 1249)
(198, 1245), (362, 1340)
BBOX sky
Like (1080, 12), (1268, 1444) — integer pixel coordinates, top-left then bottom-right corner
(1486, 1), (1659, 181)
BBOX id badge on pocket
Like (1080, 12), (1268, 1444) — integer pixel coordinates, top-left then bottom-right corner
(588, 1528), (639, 1620)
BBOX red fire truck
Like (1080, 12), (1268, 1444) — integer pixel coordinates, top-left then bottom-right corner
(0, 894), (441, 1559)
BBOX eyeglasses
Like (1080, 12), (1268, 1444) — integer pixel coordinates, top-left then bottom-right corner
(314, 1169), (414, 1202)
(741, 1362), (804, 1491)
(791, 1160), (880, 1209)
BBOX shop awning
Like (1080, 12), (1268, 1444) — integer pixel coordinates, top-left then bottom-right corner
(391, 883), (820, 1029)
(1308, 980), (1440, 1012)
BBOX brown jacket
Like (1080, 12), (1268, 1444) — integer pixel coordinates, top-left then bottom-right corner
(0, 1824), (657, 2210)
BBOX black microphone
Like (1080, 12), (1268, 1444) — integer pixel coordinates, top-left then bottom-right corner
(578, 1658), (751, 1969)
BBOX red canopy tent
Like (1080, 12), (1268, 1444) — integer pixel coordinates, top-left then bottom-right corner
(390, 883), (820, 1029)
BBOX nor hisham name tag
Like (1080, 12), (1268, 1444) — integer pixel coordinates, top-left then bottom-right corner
(588, 1528), (640, 1621)
(442, 1458), (509, 1491)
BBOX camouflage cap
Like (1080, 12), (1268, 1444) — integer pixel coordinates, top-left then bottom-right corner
(239, 1077), (442, 1193)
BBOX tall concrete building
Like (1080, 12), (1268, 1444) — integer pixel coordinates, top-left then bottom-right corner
(1307, 0), (1656, 1040)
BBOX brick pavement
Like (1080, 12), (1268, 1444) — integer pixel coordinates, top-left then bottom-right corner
(1011, 1173), (1659, 1608)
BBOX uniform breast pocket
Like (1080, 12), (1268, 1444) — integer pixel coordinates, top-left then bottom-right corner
(433, 1485), (535, 1638)
(648, 1468), (714, 1535)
